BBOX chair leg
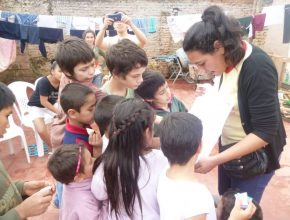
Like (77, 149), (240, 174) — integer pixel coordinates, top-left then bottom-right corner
(20, 132), (31, 163)
(35, 132), (44, 157)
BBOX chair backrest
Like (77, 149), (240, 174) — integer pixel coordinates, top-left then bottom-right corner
(176, 48), (189, 69)
(8, 81), (35, 126)
(34, 77), (43, 87)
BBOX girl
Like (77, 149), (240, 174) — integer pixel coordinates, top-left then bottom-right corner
(183, 5), (286, 203)
(91, 98), (168, 219)
(28, 60), (62, 149)
(48, 143), (107, 219)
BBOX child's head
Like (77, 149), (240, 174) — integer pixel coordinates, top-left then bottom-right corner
(159, 112), (202, 165)
(82, 29), (96, 48)
(93, 98), (154, 217)
(135, 69), (171, 107)
(0, 82), (15, 137)
(50, 60), (62, 81)
(217, 189), (263, 220)
(55, 37), (95, 82)
(47, 143), (93, 184)
(94, 95), (125, 137)
(60, 83), (96, 125)
(106, 39), (148, 89)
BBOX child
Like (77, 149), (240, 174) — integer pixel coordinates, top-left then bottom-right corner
(217, 189), (262, 220)
(54, 83), (101, 208)
(157, 112), (216, 220)
(51, 37), (105, 149)
(101, 39), (148, 98)
(28, 60), (62, 148)
(83, 29), (106, 87)
(47, 143), (107, 220)
(0, 82), (54, 219)
(60, 83), (101, 158)
(135, 69), (187, 134)
(93, 95), (125, 152)
(92, 98), (168, 219)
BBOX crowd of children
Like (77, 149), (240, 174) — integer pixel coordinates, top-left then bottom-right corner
(2, 6), (281, 220)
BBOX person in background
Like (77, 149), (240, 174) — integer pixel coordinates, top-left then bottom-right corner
(95, 11), (147, 51)
(82, 29), (107, 87)
(28, 60), (62, 149)
(0, 82), (54, 220)
(183, 5), (286, 203)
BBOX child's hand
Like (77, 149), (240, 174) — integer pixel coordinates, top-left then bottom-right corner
(88, 131), (102, 147)
(228, 198), (257, 220)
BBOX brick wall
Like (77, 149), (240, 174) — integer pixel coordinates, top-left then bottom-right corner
(0, 0), (257, 83)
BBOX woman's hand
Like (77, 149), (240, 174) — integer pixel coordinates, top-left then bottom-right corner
(121, 14), (133, 26)
(102, 17), (114, 30)
(228, 198), (257, 220)
(194, 156), (217, 174)
(23, 181), (55, 196)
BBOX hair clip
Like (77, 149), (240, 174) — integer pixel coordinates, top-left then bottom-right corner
(75, 147), (82, 176)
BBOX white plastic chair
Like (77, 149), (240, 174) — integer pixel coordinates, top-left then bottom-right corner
(0, 115), (31, 163)
(34, 76), (43, 86)
(8, 81), (48, 157)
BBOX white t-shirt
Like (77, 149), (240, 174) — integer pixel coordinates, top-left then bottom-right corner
(157, 170), (216, 220)
(91, 149), (168, 220)
(104, 34), (139, 48)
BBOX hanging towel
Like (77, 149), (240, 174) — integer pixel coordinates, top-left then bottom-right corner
(17, 13), (38, 25)
(252, 13), (266, 39)
(148, 16), (157, 33)
(56, 16), (73, 35)
(262, 5), (284, 26)
(39, 27), (63, 57)
(283, 4), (290, 44)
(0, 38), (16, 72)
(0, 20), (21, 40)
(37, 15), (57, 28)
(0, 11), (17, 23)
(132, 18), (148, 35)
(20, 26), (40, 53)
(70, 29), (85, 38)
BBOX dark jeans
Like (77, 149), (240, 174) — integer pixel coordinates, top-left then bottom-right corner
(218, 165), (274, 203)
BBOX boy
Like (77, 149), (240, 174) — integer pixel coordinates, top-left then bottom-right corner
(157, 112), (216, 220)
(135, 69), (187, 134)
(51, 37), (105, 148)
(47, 143), (107, 220)
(0, 82), (53, 219)
(94, 95), (125, 152)
(54, 83), (101, 208)
(101, 39), (148, 98)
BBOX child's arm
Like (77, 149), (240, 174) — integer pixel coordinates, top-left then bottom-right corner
(40, 96), (58, 114)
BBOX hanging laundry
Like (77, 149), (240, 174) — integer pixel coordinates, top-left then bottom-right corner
(283, 4), (290, 44)
(252, 13), (266, 39)
(0, 11), (17, 23)
(56, 16), (73, 35)
(238, 16), (253, 36)
(262, 5), (284, 26)
(0, 38), (16, 72)
(0, 20), (21, 40)
(148, 16), (157, 33)
(20, 26), (40, 53)
(17, 13), (38, 25)
(37, 15), (57, 28)
(72, 16), (96, 30)
(132, 18), (149, 35)
(38, 27), (63, 57)
(70, 29), (85, 38)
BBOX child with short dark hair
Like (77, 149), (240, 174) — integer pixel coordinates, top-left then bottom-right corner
(48, 143), (107, 220)
(135, 69), (187, 135)
(101, 39), (148, 98)
(157, 112), (216, 220)
(28, 60), (62, 148)
(217, 189), (262, 220)
(51, 37), (105, 149)
(60, 83), (101, 157)
(54, 83), (102, 208)
(94, 95), (125, 152)
(92, 98), (168, 219)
